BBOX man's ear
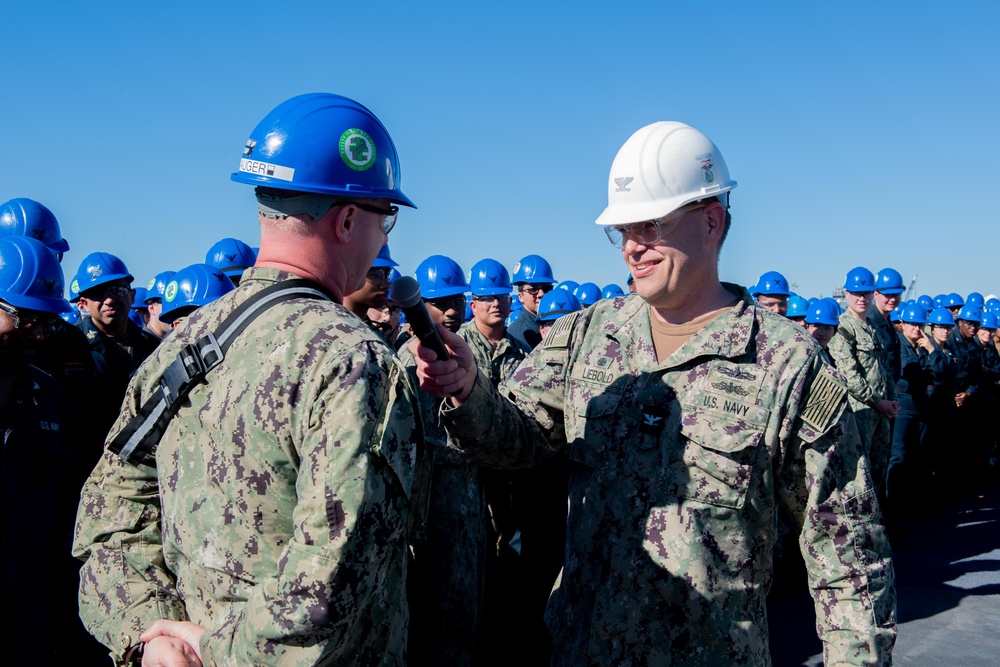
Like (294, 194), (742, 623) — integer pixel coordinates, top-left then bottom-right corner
(323, 203), (355, 244)
(703, 200), (727, 248)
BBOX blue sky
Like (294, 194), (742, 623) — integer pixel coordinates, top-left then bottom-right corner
(3, 1), (997, 302)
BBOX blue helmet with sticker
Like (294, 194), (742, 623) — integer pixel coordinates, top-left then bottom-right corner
(755, 271), (790, 296)
(468, 259), (512, 296)
(371, 243), (399, 268)
(979, 312), (998, 330)
(160, 264), (235, 323)
(414, 255), (468, 299)
(0, 198), (70, 254)
(0, 236), (71, 314)
(843, 267), (875, 292)
(786, 295), (809, 319)
(875, 268), (905, 294)
(145, 270), (177, 303)
(946, 292), (965, 308)
(928, 307), (956, 327)
(555, 280), (578, 293)
(601, 284), (626, 299)
(966, 292), (985, 309)
(206, 238), (256, 278)
(60, 308), (81, 325)
(956, 305), (981, 324)
(231, 93), (415, 208)
(71, 252), (133, 297)
(985, 298), (1000, 314)
(933, 294), (947, 308)
(900, 304), (928, 324)
(538, 289), (583, 323)
(805, 298), (841, 326)
(889, 308), (901, 323)
(511, 255), (555, 285)
(573, 282), (601, 307)
(917, 294), (934, 311)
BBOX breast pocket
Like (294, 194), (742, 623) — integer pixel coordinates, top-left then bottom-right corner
(564, 380), (622, 470)
(674, 410), (763, 509)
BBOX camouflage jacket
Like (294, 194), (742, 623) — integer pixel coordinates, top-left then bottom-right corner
(441, 288), (896, 666)
(828, 311), (896, 407)
(73, 268), (422, 667)
(457, 322), (530, 388)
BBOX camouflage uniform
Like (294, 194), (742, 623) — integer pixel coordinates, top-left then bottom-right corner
(828, 312), (895, 498)
(73, 268), (422, 667)
(398, 344), (486, 667)
(441, 288), (896, 666)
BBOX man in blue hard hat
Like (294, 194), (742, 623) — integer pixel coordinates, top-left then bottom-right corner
(74, 93), (423, 666)
(753, 270), (790, 316)
(345, 243), (398, 337)
(508, 254), (556, 350)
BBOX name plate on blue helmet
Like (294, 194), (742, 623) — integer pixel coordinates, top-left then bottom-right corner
(239, 158), (295, 182)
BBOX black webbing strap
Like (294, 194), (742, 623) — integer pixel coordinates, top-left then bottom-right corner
(109, 279), (330, 465)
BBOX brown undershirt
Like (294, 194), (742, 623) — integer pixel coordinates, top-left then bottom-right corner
(649, 301), (737, 363)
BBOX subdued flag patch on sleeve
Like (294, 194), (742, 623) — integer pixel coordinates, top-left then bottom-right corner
(541, 311), (579, 350)
(800, 364), (848, 433)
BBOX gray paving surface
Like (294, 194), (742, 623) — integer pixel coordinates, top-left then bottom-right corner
(767, 480), (1000, 666)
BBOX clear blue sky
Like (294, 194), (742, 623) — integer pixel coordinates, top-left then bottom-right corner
(3, 1), (997, 302)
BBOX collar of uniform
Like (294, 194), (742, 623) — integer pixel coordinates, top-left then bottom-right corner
(599, 283), (754, 370)
(238, 267), (337, 301)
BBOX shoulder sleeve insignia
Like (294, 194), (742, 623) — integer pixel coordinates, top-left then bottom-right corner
(800, 364), (848, 433)
(541, 311), (580, 350)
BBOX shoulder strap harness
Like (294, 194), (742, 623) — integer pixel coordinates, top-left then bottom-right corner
(109, 280), (330, 465)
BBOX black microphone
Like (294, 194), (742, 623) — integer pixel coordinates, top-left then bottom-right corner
(389, 276), (450, 361)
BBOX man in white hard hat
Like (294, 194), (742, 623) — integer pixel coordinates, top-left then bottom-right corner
(412, 122), (895, 665)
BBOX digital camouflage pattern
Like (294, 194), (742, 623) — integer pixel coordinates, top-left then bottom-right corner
(457, 321), (531, 388)
(828, 312), (895, 497)
(442, 287), (896, 666)
(73, 267), (423, 667)
(398, 343), (485, 667)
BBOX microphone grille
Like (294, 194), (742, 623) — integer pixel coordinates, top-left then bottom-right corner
(388, 275), (422, 308)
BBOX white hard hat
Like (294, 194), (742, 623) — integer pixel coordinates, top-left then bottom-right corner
(595, 121), (737, 227)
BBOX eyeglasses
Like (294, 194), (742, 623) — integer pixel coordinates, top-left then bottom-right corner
(605, 204), (707, 249)
(425, 295), (467, 312)
(334, 201), (399, 234)
(80, 283), (132, 302)
(0, 302), (60, 333)
(472, 294), (512, 305)
(366, 267), (391, 283)
(519, 285), (553, 297)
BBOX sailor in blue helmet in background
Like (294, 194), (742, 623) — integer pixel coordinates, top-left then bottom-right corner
(508, 254), (556, 350)
(205, 237), (257, 286)
(142, 269), (177, 340)
(344, 242), (398, 338)
(873, 267), (905, 391)
(753, 270), (790, 315)
(0, 236), (108, 665)
(157, 264), (236, 329)
(74, 92), (423, 666)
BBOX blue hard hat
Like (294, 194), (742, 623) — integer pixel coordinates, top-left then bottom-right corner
(145, 270), (177, 303)
(844, 267), (875, 292)
(928, 307), (956, 327)
(956, 305), (982, 324)
(555, 280), (578, 293)
(980, 312), (998, 330)
(231, 93), (415, 208)
(889, 308), (901, 323)
(933, 294), (947, 309)
(206, 238), (256, 278)
(160, 264), (235, 323)
(71, 252), (133, 297)
(131, 287), (148, 309)
(601, 284), (626, 299)
(946, 293), (965, 308)
(414, 255), (468, 299)
(464, 296), (473, 322)
(573, 282), (601, 307)
(900, 304), (928, 324)
(755, 271), (790, 296)
(805, 298), (841, 326)
(388, 268), (401, 283)
(917, 294), (934, 311)
(0, 236), (71, 314)
(510, 299), (523, 313)
(985, 298), (1000, 314)
(786, 295), (809, 318)
(966, 292), (985, 309)
(0, 198), (70, 253)
(60, 308), (81, 325)
(875, 268), (905, 294)
(511, 255), (555, 285)
(371, 243), (399, 268)
(468, 259), (512, 296)
(538, 290), (583, 322)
